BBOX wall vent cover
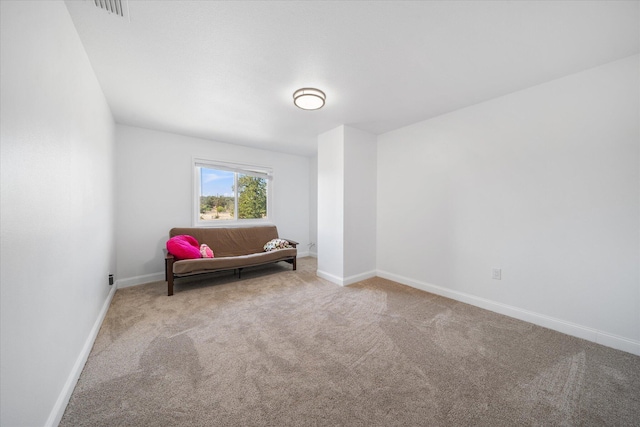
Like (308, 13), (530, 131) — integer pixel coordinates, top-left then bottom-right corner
(93, 0), (129, 19)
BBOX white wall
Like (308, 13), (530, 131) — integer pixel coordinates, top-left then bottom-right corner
(309, 155), (318, 256)
(115, 125), (310, 285)
(317, 125), (377, 285)
(343, 127), (377, 279)
(317, 126), (345, 281)
(377, 55), (640, 354)
(0, 1), (116, 425)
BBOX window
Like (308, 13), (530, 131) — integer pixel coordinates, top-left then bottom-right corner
(194, 159), (272, 226)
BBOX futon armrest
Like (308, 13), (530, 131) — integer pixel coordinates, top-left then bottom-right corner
(283, 239), (298, 248)
(165, 252), (175, 260)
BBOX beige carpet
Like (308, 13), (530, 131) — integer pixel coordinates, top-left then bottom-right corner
(61, 257), (640, 426)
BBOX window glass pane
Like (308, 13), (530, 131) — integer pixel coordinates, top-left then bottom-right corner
(199, 168), (235, 221)
(237, 174), (267, 219)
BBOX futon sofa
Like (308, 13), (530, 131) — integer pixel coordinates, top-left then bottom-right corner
(165, 225), (297, 296)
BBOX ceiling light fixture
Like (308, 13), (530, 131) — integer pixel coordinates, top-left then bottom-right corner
(293, 88), (326, 110)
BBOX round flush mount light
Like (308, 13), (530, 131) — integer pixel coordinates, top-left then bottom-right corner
(293, 88), (326, 110)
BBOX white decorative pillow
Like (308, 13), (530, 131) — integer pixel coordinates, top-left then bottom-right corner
(264, 238), (292, 252)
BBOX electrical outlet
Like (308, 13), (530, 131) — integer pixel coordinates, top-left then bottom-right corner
(492, 268), (501, 280)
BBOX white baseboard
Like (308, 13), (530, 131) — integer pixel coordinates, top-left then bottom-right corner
(595, 332), (640, 356)
(297, 250), (310, 258)
(343, 270), (377, 286)
(308, 251), (317, 258)
(45, 284), (117, 427)
(316, 269), (376, 287)
(116, 272), (165, 288)
(376, 269), (640, 356)
(316, 269), (343, 285)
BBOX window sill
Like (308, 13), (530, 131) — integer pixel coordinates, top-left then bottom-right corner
(193, 219), (274, 228)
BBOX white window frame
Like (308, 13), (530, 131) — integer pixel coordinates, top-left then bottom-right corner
(193, 158), (273, 227)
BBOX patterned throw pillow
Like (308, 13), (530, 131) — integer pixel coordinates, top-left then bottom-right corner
(200, 244), (214, 258)
(264, 238), (292, 252)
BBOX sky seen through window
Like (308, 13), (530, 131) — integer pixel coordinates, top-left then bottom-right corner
(201, 168), (234, 197)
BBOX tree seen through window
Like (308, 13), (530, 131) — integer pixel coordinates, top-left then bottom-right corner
(197, 164), (269, 222)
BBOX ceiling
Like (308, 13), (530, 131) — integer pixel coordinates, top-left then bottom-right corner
(65, 0), (639, 157)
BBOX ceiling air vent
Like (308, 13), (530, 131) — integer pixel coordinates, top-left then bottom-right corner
(93, 0), (129, 19)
